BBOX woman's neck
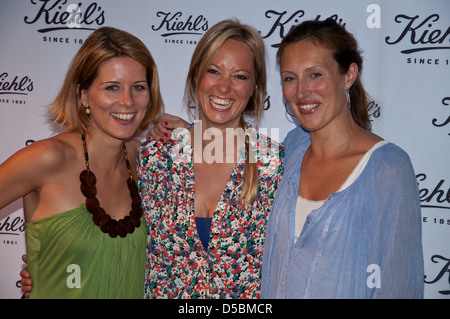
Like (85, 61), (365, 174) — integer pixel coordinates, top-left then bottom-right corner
(308, 119), (366, 159)
(83, 130), (126, 170)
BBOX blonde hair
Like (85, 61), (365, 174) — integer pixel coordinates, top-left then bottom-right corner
(49, 27), (164, 134)
(185, 19), (267, 204)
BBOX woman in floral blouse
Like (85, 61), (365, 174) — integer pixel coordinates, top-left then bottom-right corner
(137, 19), (284, 298)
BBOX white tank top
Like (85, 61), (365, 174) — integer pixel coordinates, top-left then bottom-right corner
(294, 140), (388, 242)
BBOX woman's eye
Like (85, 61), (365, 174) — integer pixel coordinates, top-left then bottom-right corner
(283, 76), (294, 82)
(311, 73), (322, 78)
(105, 85), (118, 91)
(235, 74), (249, 81)
(207, 68), (220, 75)
(133, 84), (147, 91)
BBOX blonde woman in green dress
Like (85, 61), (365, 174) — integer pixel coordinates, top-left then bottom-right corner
(0, 27), (163, 298)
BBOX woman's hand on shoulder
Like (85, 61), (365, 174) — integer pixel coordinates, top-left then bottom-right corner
(20, 254), (32, 299)
(146, 113), (189, 142)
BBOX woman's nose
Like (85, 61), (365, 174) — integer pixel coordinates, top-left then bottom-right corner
(296, 79), (311, 99)
(119, 89), (133, 107)
(217, 75), (232, 94)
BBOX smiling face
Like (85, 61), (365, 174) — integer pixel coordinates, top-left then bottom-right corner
(280, 40), (357, 133)
(197, 38), (257, 130)
(81, 56), (149, 140)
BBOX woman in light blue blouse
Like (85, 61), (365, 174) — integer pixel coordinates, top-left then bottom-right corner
(260, 18), (424, 298)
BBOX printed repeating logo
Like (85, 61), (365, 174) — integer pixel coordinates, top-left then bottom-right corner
(424, 255), (450, 296)
(432, 97), (450, 136)
(260, 10), (346, 48)
(0, 72), (33, 106)
(151, 11), (208, 46)
(0, 215), (24, 246)
(419, 171), (450, 296)
(418, 172), (450, 227)
(24, 0), (106, 45)
(385, 14), (450, 66)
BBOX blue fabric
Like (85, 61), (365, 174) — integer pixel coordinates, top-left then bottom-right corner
(261, 126), (424, 299)
(195, 217), (212, 250)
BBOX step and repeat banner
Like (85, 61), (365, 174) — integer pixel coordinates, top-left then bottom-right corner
(0, 0), (449, 299)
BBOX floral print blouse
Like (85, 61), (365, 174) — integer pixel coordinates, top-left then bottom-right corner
(137, 127), (284, 299)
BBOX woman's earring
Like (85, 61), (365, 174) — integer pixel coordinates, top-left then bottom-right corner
(346, 89), (351, 109)
(85, 106), (91, 115)
(284, 100), (294, 116)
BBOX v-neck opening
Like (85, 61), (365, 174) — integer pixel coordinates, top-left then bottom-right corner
(187, 129), (247, 253)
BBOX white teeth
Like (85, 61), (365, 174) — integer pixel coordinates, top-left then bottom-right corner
(299, 103), (319, 111)
(210, 96), (233, 110)
(111, 113), (135, 121)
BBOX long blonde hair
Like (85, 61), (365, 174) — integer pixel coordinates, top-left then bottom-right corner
(185, 19), (267, 204)
(50, 27), (164, 134)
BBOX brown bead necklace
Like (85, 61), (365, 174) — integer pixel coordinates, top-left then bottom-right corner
(79, 134), (143, 238)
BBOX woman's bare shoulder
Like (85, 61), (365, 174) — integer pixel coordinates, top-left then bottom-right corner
(18, 132), (80, 172)
(35, 132), (77, 155)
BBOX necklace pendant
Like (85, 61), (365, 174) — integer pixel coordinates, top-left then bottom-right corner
(79, 134), (143, 238)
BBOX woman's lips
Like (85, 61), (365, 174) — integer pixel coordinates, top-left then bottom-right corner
(210, 96), (233, 111)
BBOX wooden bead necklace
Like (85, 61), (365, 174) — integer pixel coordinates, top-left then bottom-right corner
(80, 134), (143, 238)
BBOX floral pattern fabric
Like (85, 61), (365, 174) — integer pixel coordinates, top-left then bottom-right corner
(137, 128), (284, 299)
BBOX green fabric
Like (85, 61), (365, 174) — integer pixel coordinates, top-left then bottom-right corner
(25, 205), (147, 299)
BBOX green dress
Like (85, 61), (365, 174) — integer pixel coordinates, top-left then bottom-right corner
(25, 205), (147, 299)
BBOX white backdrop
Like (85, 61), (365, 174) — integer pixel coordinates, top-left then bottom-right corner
(1, 0), (449, 299)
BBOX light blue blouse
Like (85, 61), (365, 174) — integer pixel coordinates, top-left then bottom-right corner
(261, 126), (424, 299)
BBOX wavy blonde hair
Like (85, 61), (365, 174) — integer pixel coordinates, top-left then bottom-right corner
(49, 27), (164, 134)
